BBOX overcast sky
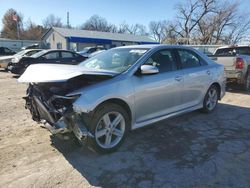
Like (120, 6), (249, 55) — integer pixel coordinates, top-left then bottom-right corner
(0, 0), (248, 30)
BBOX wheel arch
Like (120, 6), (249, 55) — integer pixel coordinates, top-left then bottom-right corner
(210, 82), (221, 99)
(94, 98), (132, 128)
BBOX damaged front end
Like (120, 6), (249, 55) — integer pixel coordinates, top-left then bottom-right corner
(23, 74), (112, 143)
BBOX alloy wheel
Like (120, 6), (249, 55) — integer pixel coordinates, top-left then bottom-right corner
(206, 87), (218, 111)
(95, 111), (125, 149)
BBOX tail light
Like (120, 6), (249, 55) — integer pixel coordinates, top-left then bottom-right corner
(236, 57), (244, 69)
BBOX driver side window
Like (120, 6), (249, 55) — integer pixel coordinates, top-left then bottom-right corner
(145, 50), (177, 73)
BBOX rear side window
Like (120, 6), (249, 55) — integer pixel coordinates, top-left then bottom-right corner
(26, 50), (40, 56)
(145, 50), (177, 73)
(178, 50), (201, 69)
(42, 52), (60, 59)
(61, 52), (74, 58)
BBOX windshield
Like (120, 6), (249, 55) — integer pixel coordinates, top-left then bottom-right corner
(31, 50), (46, 58)
(79, 48), (148, 73)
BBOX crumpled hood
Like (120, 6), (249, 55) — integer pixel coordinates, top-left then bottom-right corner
(18, 64), (118, 83)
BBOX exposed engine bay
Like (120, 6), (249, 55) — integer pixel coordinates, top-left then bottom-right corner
(24, 74), (112, 140)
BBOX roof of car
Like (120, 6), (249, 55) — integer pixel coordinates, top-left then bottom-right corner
(116, 44), (198, 50)
(24, 49), (43, 52)
(40, 49), (76, 53)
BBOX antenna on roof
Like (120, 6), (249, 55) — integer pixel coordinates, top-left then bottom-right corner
(67, 12), (70, 28)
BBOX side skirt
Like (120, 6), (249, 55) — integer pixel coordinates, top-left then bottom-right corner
(132, 104), (203, 130)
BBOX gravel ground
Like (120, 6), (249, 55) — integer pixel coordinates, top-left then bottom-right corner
(0, 70), (250, 188)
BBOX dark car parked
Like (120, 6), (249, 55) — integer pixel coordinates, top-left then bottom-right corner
(8, 49), (87, 74)
(0, 47), (16, 56)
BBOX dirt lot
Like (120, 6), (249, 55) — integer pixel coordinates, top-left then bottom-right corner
(0, 70), (249, 188)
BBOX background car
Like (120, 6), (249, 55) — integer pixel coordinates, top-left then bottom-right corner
(78, 46), (106, 58)
(8, 49), (87, 75)
(21, 43), (40, 50)
(0, 49), (42, 70)
(0, 47), (16, 57)
(19, 45), (226, 153)
(209, 45), (250, 91)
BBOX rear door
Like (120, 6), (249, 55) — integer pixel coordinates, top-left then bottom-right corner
(133, 49), (183, 123)
(60, 51), (78, 65)
(176, 49), (211, 108)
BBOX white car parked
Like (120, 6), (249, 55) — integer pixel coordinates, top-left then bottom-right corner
(0, 49), (42, 70)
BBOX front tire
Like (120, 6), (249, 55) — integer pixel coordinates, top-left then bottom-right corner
(201, 85), (219, 113)
(87, 103), (130, 153)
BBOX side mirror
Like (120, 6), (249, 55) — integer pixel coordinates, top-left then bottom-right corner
(140, 65), (159, 75)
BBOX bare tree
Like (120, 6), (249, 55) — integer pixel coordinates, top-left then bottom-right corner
(195, 0), (250, 44)
(81, 15), (117, 32)
(175, 0), (216, 43)
(1, 9), (23, 39)
(116, 22), (129, 33)
(43, 14), (63, 29)
(149, 20), (168, 43)
(124, 23), (147, 35)
(22, 19), (45, 40)
(116, 22), (147, 35)
(228, 14), (250, 44)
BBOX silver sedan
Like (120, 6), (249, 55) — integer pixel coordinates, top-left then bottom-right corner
(19, 45), (226, 153)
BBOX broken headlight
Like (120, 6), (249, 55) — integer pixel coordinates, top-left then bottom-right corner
(50, 94), (81, 110)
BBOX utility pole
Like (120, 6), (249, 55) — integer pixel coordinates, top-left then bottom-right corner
(67, 12), (70, 28)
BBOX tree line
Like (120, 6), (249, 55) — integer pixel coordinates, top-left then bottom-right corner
(1, 0), (249, 45)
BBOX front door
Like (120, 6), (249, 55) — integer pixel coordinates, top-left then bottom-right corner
(132, 49), (183, 123)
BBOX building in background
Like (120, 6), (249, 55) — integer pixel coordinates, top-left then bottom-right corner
(42, 27), (158, 51)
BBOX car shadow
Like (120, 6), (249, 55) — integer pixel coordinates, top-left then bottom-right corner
(12, 75), (20, 79)
(226, 83), (250, 95)
(50, 103), (250, 187)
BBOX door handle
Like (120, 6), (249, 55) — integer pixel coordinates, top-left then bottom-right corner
(175, 76), (182, 81)
(207, 70), (210, 75)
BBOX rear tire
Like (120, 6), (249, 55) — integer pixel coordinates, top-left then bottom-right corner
(201, 85), (219, 113)
(87, 103), (130, 153)
(243, 72), (250, 91)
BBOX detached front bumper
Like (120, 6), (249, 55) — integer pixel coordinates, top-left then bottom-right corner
(42, 112), (94, 141)
(24, 91), (93, 142)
